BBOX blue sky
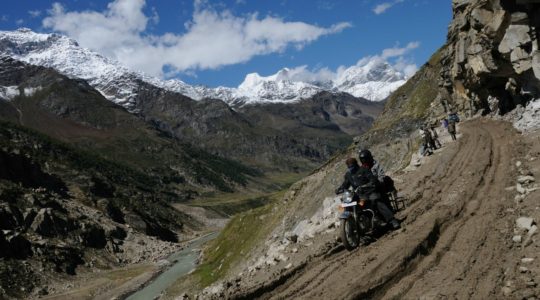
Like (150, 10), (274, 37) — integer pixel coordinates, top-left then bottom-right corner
(0, 0), (452, 87)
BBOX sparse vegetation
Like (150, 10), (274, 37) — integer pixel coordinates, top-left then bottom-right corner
(165, 190), (287, 296)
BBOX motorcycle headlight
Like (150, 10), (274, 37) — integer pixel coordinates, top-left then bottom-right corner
(343, 191), (353, 203)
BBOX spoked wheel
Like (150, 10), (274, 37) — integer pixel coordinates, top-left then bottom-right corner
(340, 217), (360, 251)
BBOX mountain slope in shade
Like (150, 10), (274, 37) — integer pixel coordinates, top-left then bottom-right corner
(0, 28), (407, 109)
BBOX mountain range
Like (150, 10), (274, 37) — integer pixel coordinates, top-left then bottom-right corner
(0, 28), (407, 111)
(0, 28), (388, 175)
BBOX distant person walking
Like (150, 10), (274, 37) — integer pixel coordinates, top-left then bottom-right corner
(419, 126), (433, 156)
(430, 125), (441, 148)
(448, 119), (457, 141)
(442, 118), (448, 129)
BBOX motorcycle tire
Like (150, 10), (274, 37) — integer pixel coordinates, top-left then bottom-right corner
(340, 216), (360, 251)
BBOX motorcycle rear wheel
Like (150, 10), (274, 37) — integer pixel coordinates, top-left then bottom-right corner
(340, 217), (360, 251)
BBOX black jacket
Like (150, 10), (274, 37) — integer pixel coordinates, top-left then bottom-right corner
(338, 165), (380, 199)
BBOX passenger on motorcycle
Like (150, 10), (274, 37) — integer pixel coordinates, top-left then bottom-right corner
(336, 158), (400, 230)
(358, 149), (398, 200)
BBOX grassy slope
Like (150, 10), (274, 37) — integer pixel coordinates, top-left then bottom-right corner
(194, 190), (287, 287)
(165, 190), (288, 296)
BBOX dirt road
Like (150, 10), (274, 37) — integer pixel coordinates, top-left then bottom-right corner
(232, 119), (540, 299)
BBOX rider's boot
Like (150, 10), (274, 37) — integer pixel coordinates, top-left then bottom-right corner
(390, 218), (401, 230)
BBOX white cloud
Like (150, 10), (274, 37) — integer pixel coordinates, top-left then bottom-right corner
(42, 0), (351, 78)
(1, 15), (8, 22)
(392, 56), (418, 77)
(29, 10), (42, 18)
(373, 0), (404, 15)
(381, 41), (419, 59)
(281, 65), (336, 83)
(16, 19), (24, 25)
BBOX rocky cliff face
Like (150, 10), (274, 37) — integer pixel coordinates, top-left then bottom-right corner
(439, 0), (540, 123)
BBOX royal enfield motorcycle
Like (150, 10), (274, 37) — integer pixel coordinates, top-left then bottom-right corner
(337, 188), (386, 250)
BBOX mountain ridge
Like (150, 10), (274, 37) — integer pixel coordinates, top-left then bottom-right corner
(0, 28), (407, 109)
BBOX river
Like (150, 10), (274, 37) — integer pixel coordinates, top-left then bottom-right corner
(126, 232), (219, 300)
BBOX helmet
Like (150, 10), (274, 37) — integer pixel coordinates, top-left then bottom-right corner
(358, 149), (373, 164)
(345, 157), (358, 167)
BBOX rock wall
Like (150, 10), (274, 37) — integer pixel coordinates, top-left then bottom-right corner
(440, 0), (540, 117)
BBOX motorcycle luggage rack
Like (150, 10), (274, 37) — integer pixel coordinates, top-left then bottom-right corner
(388, 193), (406, 212)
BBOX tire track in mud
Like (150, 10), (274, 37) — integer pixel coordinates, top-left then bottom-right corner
(234, 119), (518, 300)
(379, 126), (500, 299)
(367, 122), (513, 299)
(390, 124), (511, 300)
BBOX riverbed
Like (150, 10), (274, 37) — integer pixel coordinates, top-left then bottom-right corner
(126, 232), (219, 300)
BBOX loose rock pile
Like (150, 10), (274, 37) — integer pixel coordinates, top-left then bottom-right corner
(504, 157), (540, 298)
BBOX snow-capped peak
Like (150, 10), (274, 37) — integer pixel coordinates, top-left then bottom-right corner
(235, 60), (408, 103)
(333, 58), (407, 100)
(0, 28), (409, 110)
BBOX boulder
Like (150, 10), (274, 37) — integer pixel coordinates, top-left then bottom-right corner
(467, 41), (484, 56)
(521, 257), (535, 264)
(468, 55), (491, 75)
(510, 47), (532, 74)
(511, 12), (529, 24)
(516, 217), (535, 231)
(484, 10), (507, 37)
(533, 51), (540, 80)
(516, 183), (526, 194)
(517, 175), (535, 184)
(470, 8), (493, 30)
(498, 25), (532, 54)
(456, 36), (467, 64)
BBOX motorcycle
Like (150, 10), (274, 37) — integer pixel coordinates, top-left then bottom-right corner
(336, 188), (386, 251)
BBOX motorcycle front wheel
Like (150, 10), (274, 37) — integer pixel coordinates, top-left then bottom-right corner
(340, 216), (360, 251)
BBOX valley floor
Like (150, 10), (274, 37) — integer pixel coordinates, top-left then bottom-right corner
(226, 118), (540, 299)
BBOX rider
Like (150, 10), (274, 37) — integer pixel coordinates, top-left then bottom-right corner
(358, 149), (385, 183)
(336, 158), (400, 230)
(359, 149), (399, 209)
(358, 149), (397, 198)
